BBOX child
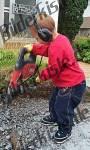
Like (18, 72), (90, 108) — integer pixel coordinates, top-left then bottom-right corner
(24, 13), (86, 144)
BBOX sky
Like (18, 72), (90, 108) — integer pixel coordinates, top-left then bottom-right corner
(83, 0), (90, 17)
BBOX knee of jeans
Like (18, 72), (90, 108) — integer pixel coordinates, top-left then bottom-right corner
(72, 96), (82, 108)
(54, 99), (61, 114)
(54, 100), (57, 113)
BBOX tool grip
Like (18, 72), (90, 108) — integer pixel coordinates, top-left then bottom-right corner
(15, 48), (36, 70)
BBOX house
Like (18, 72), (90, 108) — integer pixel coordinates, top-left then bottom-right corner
(0, 0), (36, 47)
(0, 0), (15, 26)
(79, 17), (90, 37)
(0, 0), (36, 27)
(0, 0), (59, 39)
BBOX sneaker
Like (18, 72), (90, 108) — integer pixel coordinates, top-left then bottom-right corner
(54, 128), (71, 144)
(41, 115), (57, 126)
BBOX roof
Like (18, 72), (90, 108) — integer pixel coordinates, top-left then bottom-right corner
(80, 17), (90, 29)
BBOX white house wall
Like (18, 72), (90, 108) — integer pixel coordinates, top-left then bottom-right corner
(9, 0), (15, 22)
(0, 0), (4, 26)
(84, 0), (90, 17)
(36, 0), (59, 30)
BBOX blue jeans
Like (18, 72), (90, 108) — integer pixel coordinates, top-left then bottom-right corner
(49, 80), (86, 128)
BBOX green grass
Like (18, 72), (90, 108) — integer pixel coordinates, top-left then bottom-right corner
(0, 49), (48, 71)
(0, 49), (19, 70)
(36, 56), (48, 70)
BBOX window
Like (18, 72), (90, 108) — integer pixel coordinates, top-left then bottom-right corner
(4, 12), (9, 25)
(4, 0), (10, 7)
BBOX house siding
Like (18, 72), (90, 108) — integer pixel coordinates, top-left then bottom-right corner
(15, 0), (35, 6)
(80, 28), (90, 37)
(15, 0), (36, 23)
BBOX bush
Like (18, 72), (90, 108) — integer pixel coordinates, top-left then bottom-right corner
(0, 49), (18, 70)
(58, 0), (88, 41)
(74, 37), (90, 63)
(0, 49), (18, 90)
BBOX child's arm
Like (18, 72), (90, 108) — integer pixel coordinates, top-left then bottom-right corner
(33, 43), (49, 57)
(39, 63), (61, 81)
(39, 46), (64, 81)
(24, 43), (49, 57)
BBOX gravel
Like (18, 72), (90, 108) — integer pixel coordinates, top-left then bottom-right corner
(0, 96), (90, 150)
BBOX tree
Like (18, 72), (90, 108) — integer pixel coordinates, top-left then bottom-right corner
(58, 0), (88, 41)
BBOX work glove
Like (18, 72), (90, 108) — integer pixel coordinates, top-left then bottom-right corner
(15, 45), (33, 70)
(24, 44), (33, 53)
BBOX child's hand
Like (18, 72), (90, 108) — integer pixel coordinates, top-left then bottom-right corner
(35, 76), (42, 83)
(24, 44), (33, 52)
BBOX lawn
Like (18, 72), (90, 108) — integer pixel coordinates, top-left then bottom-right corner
(0, 49), (19, 70)
(0, 49), (48, 70)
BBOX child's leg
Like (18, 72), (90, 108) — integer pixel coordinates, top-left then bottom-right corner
(49, 87), (59, 121)
(71, 81), (86, 109)
(54, 80), (86, 143)
(54, 81), (86, 127)
(54, 87), (74, 128)
(42, 87), (59, 125)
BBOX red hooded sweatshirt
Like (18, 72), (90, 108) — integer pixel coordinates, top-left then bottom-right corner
(32, 34), (85, 88)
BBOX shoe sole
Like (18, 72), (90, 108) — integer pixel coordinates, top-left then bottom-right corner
(54, 135), (71, 144)
(41, 121), (57, 126)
